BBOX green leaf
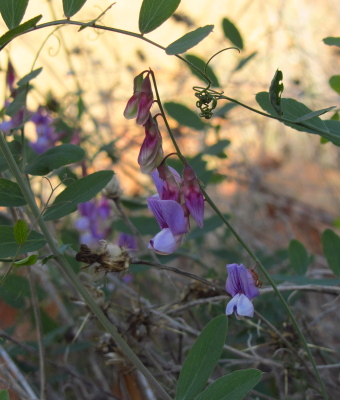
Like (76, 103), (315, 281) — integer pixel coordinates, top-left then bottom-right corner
(14, 219), (28, 245)
(294, 106), (337, 122)
(164, 102), (205, 130)
(222, 18), (243, 49)
(14, 254), (38, 266)
(0, 15), (42, 49)
(0, 0), (29, 29)
(195, 369), (263, 400)
(255, 92), (340, 146)
(269, 69), (284, 117)
(165, 25), (214, 55)
(329, 75), (340, 95)
(175, 315), (228, 400)
(288, 239), (310, 275)
(204, 139), (230, 157)
(139, 0), (181, 34)
(322, 229), (340, 276)
(5, 87), (27, 117)
(114, 216), (159, 235)
(323, 37), (340, 47)
(233, 51), (257, 72)
(184, 54), (220, 87)
(214, 102), (238, 118)
(0, 178), (26, 206)
(0, 140), (22, 172)
(0, 390), (10, 400)
(43, 170), (114, 221)
(63, 0), (88, 18)
(17, 67), (43, 86)
(25, 144), (85, 176)
(187, 214), (226, 240)
(0, 225), (46, 257)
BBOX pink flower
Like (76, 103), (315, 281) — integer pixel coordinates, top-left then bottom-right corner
(123, 71), (154, 125)
(138, 114), (164, 174)
(152, 164), (181, 203)
(182, 164), (204, 228)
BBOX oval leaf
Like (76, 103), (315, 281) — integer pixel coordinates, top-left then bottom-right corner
(323, 37), (340, 47)
(164, 101), (205, 130)
(0, 15), (42, 49)
(294, 106), (337, 123)
(14, 254), (38, 266)
(222, 17), (243, 50)
(175, 315), (228, 400)
(0, 178), (27, 206)
(196, 369), (263, 400)
(233, 51), (257, 72)
(0, 225), (46, 257)
(14, 219), (28, 245)
(322, 229), (340, 276)
(0, 390), (10, 400)
(25, 144), (85, 176)
(43, 170), (114, 221)
(255, 92), (340, 146)
(17, 67), (43, 86)
(288, 239), (310, 275)
(63, 0), (88, 18)
(0, 0), (29, 29)
(184, 54), (220, 87)
(166, 25), (214, 55)
(329, 75), (340, 95)
(139, 0), (181, 34)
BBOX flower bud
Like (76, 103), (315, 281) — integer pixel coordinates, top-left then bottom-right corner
(138, 114), (164, 174)
(102, 175), (122, 199)
(182, 164), (204, 228)
(123, 71), (154, 126)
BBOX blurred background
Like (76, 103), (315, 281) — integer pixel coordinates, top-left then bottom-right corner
(1, 0), (340, 398)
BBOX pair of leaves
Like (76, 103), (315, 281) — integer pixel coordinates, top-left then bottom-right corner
(175, 315), (262, 399)
(256, 92), (340, 146)
(0, 225), (46, 258)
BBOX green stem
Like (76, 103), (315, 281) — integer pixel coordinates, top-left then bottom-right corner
(0, 133), (172, 400)
(200, 186), (328, 399)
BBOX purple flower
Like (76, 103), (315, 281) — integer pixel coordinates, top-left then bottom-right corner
(123, 71), (154, 125)
(138, 114), (164, 174)
(147, 196), (189, 255)
(182, 163), (204, 228)
(74, 198), (111, 245)
(117, 233), (137, 253)
(225, 263), (260, 319)
(151, 164), (181, 202)
(30, 107), (65, 154)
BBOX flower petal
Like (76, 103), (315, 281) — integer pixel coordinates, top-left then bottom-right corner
(123, 94), (139, 119)
(236, 294), (254, 317)
(147, 196), (167, 229)
(226, 293), (240, 315)
(148, 228), (183, 255)
(159, 200), (189, 234)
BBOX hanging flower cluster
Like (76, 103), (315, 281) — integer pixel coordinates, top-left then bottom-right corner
(124, 70), (205, 255)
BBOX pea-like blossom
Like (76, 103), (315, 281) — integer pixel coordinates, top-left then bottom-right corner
(138, 114), (164, 174)
(123, 71), (154, 125)
(74, 198), (111, 245)
(147, 196), (189, 255)
(182, 163), (204, 228)
(151, 164), (181, 202)
(225, 263), (260, 319)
